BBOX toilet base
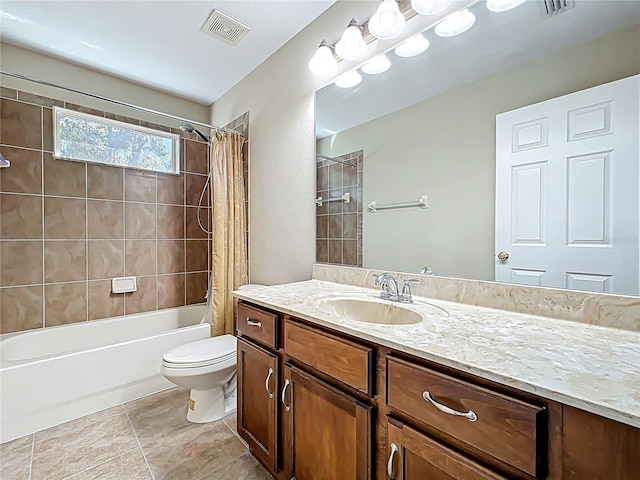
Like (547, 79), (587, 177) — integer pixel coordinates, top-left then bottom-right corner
(186, 387), (236, 423)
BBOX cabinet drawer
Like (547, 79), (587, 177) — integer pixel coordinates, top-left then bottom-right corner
(387, 356), (546, 478)
(387, 418), (508, 480)
(284, 319), (373, 396)
(236, 303), (278, 349)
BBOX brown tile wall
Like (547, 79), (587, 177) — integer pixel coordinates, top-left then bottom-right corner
(316, 151), (363, 267)
(0, 87), (213, 333)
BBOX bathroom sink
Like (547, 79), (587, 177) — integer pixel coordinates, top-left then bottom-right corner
(316, 297), (441, 325)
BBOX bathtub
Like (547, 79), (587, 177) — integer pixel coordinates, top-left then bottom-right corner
(0, 305), (210, 443)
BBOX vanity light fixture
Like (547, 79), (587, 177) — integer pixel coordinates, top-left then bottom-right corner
(334, 70), (363, 88)
(410, 0), (452, 15)
(394, 33), (430, 57)
(308, 40), (339, 76)
(368, 0), (406, 40)
(435, 8), (476, 37)
(361, 54), (392, 74)
(335, 19), (368, 61)
(486, 0), (527, 13)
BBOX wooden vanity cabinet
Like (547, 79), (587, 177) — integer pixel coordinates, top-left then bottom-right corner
(237, 302), (279, 349)
(562, 406), (640, 480)
(386, 417), (509, 480)
(236, 302), (374, 480)
(284, 318), (374, 396)
(236, 301), (640, 480)
(283, 363), (373, 480)
(386, 356), (546, 479)
(237, 336), (279, 472)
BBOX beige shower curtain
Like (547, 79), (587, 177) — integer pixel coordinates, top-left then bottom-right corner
(210, 130), (248, 336)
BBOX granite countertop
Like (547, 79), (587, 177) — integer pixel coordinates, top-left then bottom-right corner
(233, 280), (640, 428)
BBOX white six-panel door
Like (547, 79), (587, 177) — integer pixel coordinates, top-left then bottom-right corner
(495, 75), (639, 295)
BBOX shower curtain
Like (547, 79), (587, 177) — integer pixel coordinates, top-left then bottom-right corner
(210, 130), (248, 336)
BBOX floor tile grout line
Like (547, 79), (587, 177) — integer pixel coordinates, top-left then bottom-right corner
(59, 447), (139, 480)
(31, 405), (127, 446)
(221, 417), (248, 448)
(28, 434), (35, 480)
(124, 409), (156, 480)
(195, 448), (249, 480)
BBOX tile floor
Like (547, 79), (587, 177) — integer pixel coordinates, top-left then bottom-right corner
(0, 387), (273, 480)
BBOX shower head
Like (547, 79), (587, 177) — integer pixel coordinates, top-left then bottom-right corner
(179, 122), (210, 143)
(179, 122), (195, 133)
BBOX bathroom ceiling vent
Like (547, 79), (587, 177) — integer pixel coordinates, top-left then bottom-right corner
(200, 9), (251, 46)
(538, 0), (575, 20)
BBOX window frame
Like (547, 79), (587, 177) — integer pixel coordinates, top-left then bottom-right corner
(53, 106), (181, 175)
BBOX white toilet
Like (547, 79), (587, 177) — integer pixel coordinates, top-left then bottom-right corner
(161, 284), (265, 423)
(161, 334), (237, 423)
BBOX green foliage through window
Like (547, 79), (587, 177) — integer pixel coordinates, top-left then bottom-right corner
(53, 107), (180, 174)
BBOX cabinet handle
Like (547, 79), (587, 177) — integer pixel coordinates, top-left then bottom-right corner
(422, 391), (478, 422)
(387, 442), (398, 480)
(281, 379), (291, 412)
(245, 317), (262, 328)
(265, 367), (274, 398)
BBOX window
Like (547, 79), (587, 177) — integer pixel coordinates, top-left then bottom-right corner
(53, 106), (180, 174)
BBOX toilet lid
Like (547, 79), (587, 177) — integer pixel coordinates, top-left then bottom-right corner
(163, 334), (236, 365)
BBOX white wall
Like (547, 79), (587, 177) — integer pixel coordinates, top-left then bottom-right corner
(316, 25), (640, 280)
(0, 43), (210, 126)
(210, 2), (385, 285)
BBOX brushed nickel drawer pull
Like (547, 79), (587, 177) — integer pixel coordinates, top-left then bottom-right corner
(245, 317), (262, 328)
(387, 442), (398, 479)
(265, 367), (274, 398)
(423, 391), (478, 422)
(281, 379), (291, 412)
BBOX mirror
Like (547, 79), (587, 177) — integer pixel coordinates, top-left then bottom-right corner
(315, 0), (640, 296)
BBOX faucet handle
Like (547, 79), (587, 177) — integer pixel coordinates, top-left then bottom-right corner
(402, 278), (422, 290)
(373, 273), (388, 285)
(400, 278), (422, 303)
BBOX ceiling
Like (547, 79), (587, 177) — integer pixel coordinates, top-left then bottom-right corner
(0, 0), (336, 105)
(316, 0), (640, 138)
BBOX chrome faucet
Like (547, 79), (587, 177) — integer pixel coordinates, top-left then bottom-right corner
(373, 273), (400, 301)
(419, 266), (434, 275)
(373, 274), (422, 304)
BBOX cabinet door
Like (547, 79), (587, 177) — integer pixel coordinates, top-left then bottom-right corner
(562, 406), (640, 480)
(237, 337), (279, 471)
(283, 364), (372, 480)
(386, 418), (508, 480)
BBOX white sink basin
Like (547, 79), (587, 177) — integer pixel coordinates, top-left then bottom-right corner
(316, 296), (446, 325)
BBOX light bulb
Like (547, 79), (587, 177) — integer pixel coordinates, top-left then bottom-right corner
(486, 0), (527, 12)
(411, 0), (452, 15)
(308, 43), (338, 76)
(368, 0), (406, 40)
(435, 9), (475, 37)
(334, 70), (363, 88)
(394, 33), (430, 57)
(361, 54), (391, 75)
(335, 22), (367, 61)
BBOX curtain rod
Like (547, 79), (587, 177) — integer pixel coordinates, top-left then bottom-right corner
(0, 70), (243, 135)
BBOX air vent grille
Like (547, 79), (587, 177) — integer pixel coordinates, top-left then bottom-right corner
(539, 0), (575, 19)
(200, 9), (250, 46)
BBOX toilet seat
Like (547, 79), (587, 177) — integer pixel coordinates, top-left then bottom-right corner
(162, 334), (236, 369)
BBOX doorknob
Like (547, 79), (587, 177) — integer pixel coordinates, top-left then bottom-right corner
(497, 251), (510, 262)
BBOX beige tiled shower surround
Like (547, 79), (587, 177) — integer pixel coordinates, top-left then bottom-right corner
(0, 88), (213, 333)
(316, 150), (363, 267)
